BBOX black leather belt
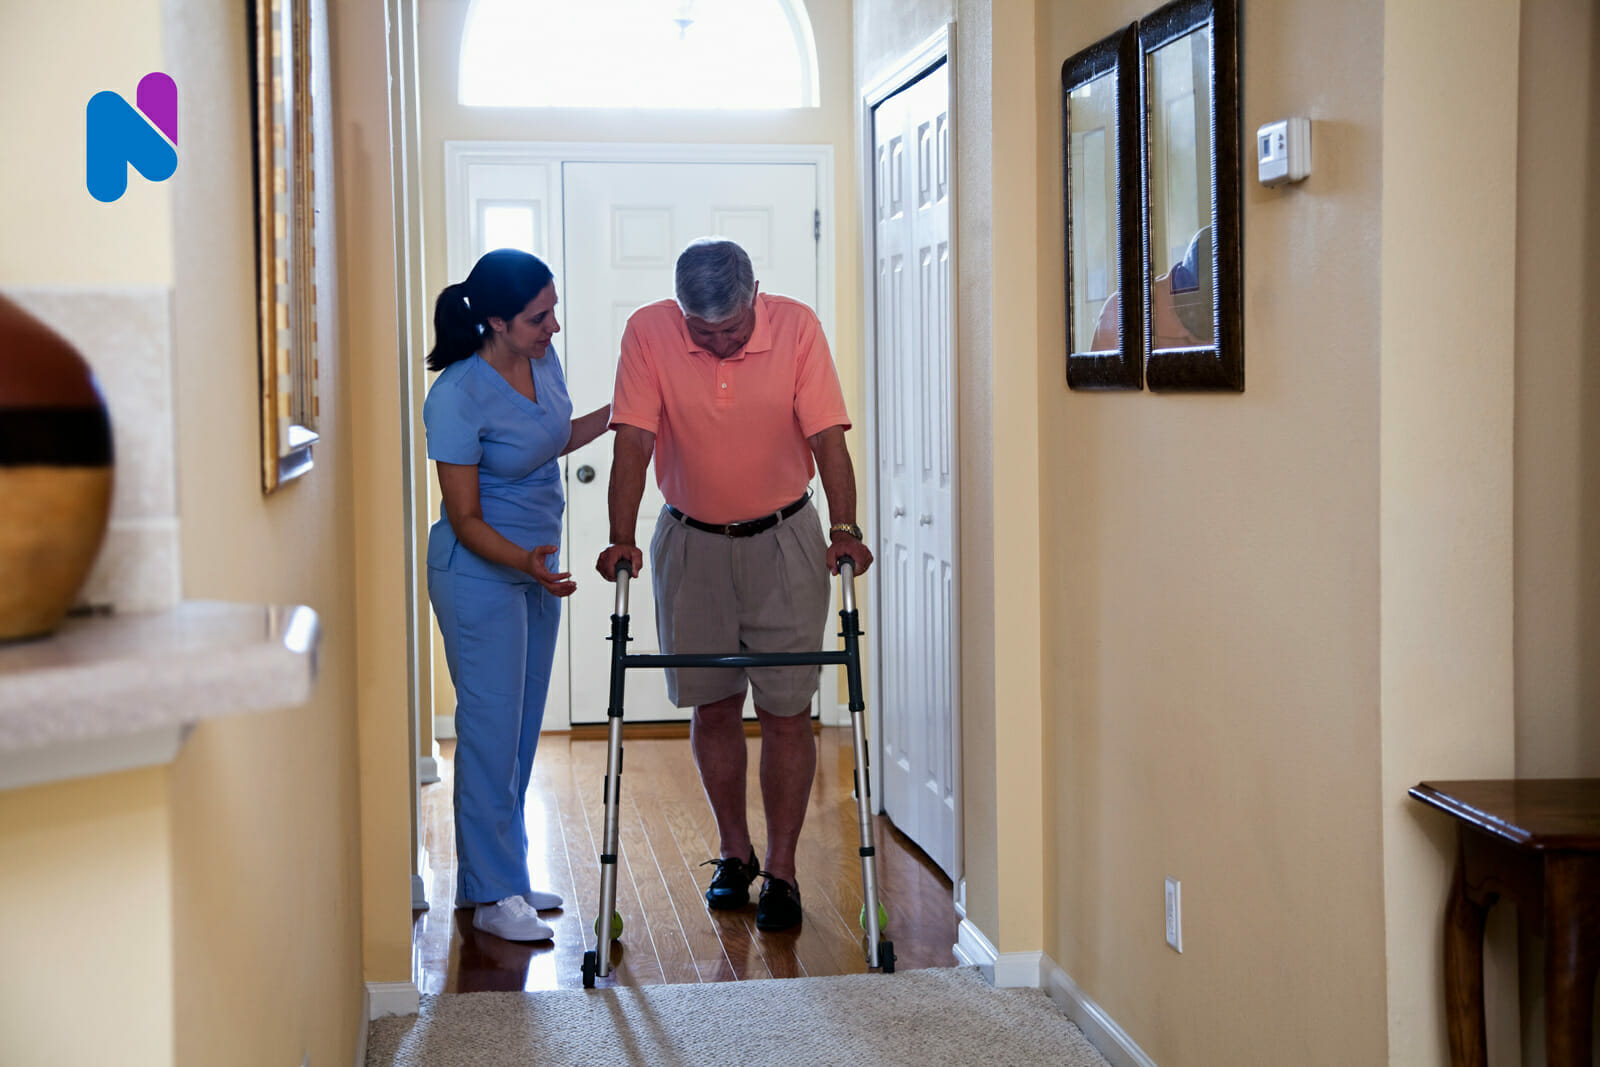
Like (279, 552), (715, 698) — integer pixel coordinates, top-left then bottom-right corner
(668, 493), (810, 538)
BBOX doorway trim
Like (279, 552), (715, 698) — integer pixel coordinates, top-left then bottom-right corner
(439, 140), (840, 729)
(857, 23), (962, 888)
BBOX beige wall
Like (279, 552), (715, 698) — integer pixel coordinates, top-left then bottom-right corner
(0, 0), (367, 1061)
(0, 770), (173, 1066)
(1512, 1), (1600, 1059)
(990, 0), (1050, 955)
(1514, 0), (1600, 782)
(0, 2), (178, 1059)
(0, 0), (171, 285)
(856, 0), (1541, 1064)
(1378, 2), (1522, 1065)
(334, 0), (420, 985)
(4, 0), (444, 1051)
(1039, 0), (1392, 1061)
(164, 0), (367, 1061)
(948, 0), (1000, 945)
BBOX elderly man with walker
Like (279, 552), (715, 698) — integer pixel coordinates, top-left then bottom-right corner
(596, 237), (873, 934)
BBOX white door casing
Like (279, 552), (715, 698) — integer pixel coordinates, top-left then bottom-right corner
(870, 60), (958, 878)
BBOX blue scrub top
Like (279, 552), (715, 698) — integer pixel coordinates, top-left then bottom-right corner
(423, 349), (574, 582)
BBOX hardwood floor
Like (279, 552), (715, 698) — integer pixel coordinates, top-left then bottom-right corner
(415, 729), (959, 993)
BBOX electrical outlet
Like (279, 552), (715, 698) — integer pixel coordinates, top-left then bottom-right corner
(1164, 877), (1183, 953)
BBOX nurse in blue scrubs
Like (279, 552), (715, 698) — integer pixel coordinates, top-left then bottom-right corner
(423, 249), (611, 943)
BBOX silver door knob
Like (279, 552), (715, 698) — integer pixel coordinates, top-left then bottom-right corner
(919, 513), (932, 525)
(893, 505), (906, 517)
(575, 464), (596, 484)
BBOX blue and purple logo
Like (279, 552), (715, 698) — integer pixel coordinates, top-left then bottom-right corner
(86, 73), (177, 203)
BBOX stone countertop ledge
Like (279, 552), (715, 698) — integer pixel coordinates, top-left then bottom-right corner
(0, 600), (320, 791)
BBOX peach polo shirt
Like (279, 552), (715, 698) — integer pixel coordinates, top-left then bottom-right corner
(610, 293), (851, 524)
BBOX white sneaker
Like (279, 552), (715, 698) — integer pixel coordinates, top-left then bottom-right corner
(473, 896), (554, 942)
(455, 889), (564, 911)
(523, 889), (563, 911)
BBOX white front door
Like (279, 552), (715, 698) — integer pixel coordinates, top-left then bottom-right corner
(561, 160), (820, 724)
(873, 64), (957, 876)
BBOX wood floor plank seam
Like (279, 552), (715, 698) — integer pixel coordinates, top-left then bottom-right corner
(623, 781), (713, 983)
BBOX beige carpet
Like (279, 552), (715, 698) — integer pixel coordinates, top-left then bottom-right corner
(366, 966), (1111, 1066)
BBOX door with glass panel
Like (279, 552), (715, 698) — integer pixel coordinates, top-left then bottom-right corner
(561, 160), (819, 724)
(444, 150), (822, 727)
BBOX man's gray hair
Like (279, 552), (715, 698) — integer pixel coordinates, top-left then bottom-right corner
(674, 238), (755, 322)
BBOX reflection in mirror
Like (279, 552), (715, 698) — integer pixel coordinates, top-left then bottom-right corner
(1146, 25), (1214, 350)
(1069, 72), (1119, 353)
(1063, 24), (1140, 390)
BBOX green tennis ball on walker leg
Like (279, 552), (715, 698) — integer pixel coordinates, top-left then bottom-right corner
(859, 902), (888, 930)
(594, 912), (624, 939)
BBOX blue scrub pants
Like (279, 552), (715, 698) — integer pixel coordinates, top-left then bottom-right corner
(428, 567), (559, 906)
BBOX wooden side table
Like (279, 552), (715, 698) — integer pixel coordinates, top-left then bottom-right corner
(1409, 779), (1600, 1067)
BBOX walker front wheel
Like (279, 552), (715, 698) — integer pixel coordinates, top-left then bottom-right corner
(582, 950), (597, 989)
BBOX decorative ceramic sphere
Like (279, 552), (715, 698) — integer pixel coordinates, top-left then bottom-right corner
(0, 294), (114, 642)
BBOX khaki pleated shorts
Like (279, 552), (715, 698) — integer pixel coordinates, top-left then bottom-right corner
(648, 498), (831, 716)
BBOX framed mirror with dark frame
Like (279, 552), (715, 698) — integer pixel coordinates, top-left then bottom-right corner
(1063, 25), (1143, 390)
(1139, 0), (1242, 391)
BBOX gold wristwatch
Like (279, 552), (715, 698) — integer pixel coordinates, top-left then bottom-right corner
(830, 522), (863, 541)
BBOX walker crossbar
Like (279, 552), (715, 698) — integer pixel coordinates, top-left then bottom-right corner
(580, 557), (894, 988)
(621, 651), (854, 669)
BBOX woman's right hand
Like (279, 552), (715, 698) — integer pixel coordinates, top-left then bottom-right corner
(595, 543), (643, 582)
(527, 546), (578, 597)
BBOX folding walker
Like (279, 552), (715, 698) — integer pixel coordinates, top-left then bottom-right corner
(581, 558), (893, 987)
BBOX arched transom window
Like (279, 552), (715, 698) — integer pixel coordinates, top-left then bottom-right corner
(459, 0), (820, 109)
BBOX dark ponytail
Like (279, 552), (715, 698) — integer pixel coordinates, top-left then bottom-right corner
(425, 249), (556, 371)
(426, 283), (480, 371)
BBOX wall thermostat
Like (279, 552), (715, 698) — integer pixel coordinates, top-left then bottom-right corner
(1256, 118), (1311, 187)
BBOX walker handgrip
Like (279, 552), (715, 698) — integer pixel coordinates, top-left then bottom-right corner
(838, 557), (857, 613)
(614, 558), (632, 617)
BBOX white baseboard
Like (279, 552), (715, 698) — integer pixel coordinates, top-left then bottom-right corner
(957, 920), (1155, 1066)
(411, 872), (428, 911)
(1040, 954), (1158, 1067)
(354, 984), (369, 1067)
(418, 754), (440, 785)
(956, 917), (1042, 987)
(954, 918), (997, 980)
(995, 949), (1044, 988)
(434, 714), (455, 739)
(367, 981), (420, 1019)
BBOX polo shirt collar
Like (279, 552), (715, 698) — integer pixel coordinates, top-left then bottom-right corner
(684, 293), (773, 361)
(743, 294), (774, 354)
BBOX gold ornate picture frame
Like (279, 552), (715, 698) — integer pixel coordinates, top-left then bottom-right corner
(253, 0), (319, 492)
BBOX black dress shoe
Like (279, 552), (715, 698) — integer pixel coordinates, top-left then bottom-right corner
(701, 851), (760, 910)
(755, 874), (803, 931)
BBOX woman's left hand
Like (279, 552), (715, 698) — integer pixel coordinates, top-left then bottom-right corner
(527, 546), (577, 597)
